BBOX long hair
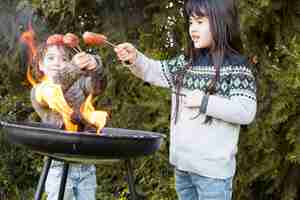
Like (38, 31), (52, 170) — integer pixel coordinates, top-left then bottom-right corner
(174, 0), (243, 123)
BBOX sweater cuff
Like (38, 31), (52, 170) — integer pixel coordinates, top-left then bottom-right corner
(122, 51), (143, 67)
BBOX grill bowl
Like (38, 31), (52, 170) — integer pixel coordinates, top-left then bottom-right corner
(1, 121), (164, 163)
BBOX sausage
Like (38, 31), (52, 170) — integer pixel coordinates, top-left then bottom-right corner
(83, 32), (107, 46)
(46, 34), (64, 45)
(63, 33), (80, 48)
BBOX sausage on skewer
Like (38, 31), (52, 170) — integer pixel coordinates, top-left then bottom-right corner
(46, 34), (64, 46)
(63, 33), (81, 53)
(83, 32), (115, 48)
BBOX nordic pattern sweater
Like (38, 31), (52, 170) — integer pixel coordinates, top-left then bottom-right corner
(127, 50), (257, 179)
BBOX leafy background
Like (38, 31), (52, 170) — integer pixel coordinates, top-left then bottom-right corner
(0, 0), (300, 199)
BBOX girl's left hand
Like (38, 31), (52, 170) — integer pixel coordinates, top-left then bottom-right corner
(183, 90), (205, 108)
(72, 52), (97, 71)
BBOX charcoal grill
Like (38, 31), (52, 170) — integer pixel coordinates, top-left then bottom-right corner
(0, 121), (164, 200)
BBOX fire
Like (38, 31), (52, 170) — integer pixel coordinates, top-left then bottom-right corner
(21, 25), (108, 134)
(80, 94), (108, 135)
(35, 79), (78, 132)
(20, 22), (38, 86)
(34, 80), (108, 133)
(26, 67), (36, 86)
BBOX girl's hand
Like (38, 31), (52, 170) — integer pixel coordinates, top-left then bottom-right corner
(72, 52), (97, 71)
(114, 43), (137, 65)
(183, 90), (205, 108)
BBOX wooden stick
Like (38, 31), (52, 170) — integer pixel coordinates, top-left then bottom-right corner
(103, 40), (116, 48)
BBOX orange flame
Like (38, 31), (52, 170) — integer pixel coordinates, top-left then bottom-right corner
(80, 94), (108, 134)
(34, 79), (78, 132)
(26, 67), (36, 86)
(20, 22), (38, 86)
(21, 25), (78, 132)
(33, 80), (108, 133)
(22, 27), (108, 133)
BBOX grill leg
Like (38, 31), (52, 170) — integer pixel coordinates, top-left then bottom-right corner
(125, 159), (138, 200)
(125, 159), (146, 200)
(57, 162), (69, 200)
(34, 156), (52, 200)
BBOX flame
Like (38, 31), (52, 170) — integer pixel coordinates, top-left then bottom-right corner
(33, 80), (108, 133)
(26, 67), (36, 86)
(20, 22), (38, 86)
(34, 79), (78, 132)
(22, 25), (109, 133)
(80, 94), (108, 134)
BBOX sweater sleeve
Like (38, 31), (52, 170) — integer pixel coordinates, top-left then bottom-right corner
(52, 62), (83, 91)
(128, 52), (186, 89)
(205, 65), (257, 125)
(79, 55), (107, 96)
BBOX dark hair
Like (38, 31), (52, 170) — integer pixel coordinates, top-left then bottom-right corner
(174, 0), (243, 123)
(185, 0), (243, 60)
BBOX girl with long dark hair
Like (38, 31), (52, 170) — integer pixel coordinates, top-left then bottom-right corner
(114, 0), (257, 199)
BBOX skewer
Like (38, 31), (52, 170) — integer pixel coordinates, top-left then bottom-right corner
(103, 40), (116, 48)
(74, 46), (83, 52)
(72, 47), (80, 53)
(63, 33), (82, 54)
(82, 32), (131, 64)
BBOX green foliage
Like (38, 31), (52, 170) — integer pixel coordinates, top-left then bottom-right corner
(0, 0), (300, 199)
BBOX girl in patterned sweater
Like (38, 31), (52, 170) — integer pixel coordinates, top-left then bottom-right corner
(114, 0), (256, 199)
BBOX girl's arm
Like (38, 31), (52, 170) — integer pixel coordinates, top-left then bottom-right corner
(80, 55), (107, 96)
(205, 66), (257, 125)
(127, 51), (172, 88)
(184, 65), (257, 125)
(53, 62), (82, 91)
(114, 43), (180, 88)
(205, 94), (257, 125)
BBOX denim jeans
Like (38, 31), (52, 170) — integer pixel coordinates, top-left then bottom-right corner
(45, 162), (97, 200)
(175, 169), (232, 200)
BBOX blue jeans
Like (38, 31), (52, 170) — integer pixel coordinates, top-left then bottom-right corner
(45, 162), (97, 200)
(175, 169), (232, 200)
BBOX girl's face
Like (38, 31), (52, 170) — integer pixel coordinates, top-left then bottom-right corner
(39, 45), (69, 79)
(189, 15), (213, 49)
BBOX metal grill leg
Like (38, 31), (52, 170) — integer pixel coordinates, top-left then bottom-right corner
(57, 162), (69, 200)
(124, 160), (147, 200)
(34, 156), (52, 200)
(125, 159), (138, 200)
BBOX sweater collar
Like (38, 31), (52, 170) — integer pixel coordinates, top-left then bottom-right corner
(193, 48), (212, 66)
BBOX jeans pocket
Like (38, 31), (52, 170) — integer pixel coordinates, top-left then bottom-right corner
(193, 175), (232, 200)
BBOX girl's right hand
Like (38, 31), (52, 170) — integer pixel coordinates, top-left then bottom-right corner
(114, 43), (137, 65)
(72, 52), (97, 71)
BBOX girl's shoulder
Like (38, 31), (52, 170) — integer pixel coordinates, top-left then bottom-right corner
(222, 53), (256, 81)
(162, 54), (187, 73)
(164, 54), (186, 65)
(224, 53), (249, 67)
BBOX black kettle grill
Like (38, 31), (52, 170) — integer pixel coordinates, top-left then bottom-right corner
(0, 121), (164, 200)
